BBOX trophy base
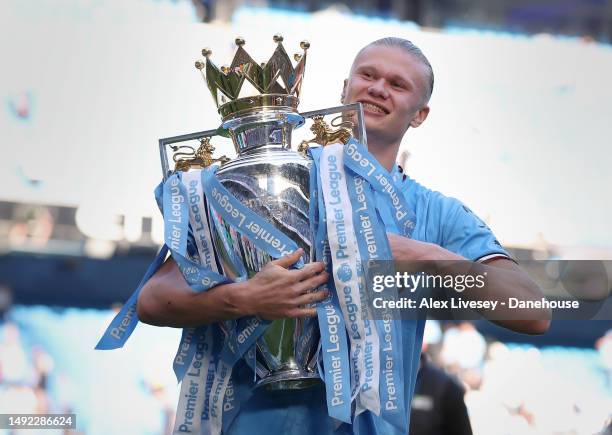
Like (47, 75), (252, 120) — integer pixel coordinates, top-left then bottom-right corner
(255, 368), (322, 391)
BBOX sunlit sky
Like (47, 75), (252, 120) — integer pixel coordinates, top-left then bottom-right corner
(1, 1), (611, 251)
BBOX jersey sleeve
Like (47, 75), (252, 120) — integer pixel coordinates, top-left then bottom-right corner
(438, 197), (512, 263)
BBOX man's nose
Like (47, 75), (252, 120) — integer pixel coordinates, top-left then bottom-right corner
(368, 78), (389, 99)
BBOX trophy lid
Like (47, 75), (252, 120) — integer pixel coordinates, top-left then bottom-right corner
(195, 35), (309, 121)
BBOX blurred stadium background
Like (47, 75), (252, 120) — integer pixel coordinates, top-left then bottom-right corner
(1, 0), (611, 434)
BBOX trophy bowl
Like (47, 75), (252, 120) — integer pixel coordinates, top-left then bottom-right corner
(212, 107), (320, 390)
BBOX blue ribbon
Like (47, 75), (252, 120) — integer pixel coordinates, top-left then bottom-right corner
(162, 174), (230, 292)
(219, 316), (271, 366)
(344, 167), (408, 435)
(309, 146), (352, 424)
(159, 174), (233, 381)
(343, 140), (416, 237)
(95, 244), (169, 350)
(173, 327), (197, 381)
(162, 174), (190, 256)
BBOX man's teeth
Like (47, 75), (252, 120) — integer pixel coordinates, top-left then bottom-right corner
(364, 103), (385, 114)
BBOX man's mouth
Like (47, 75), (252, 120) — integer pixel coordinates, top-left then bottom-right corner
(361, 101), (389, 115)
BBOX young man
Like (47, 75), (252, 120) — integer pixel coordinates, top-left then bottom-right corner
(137, 38), (550, 433)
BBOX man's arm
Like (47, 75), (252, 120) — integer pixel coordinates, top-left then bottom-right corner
(387, 234), (551, 334)
(136, 249), (329, 327)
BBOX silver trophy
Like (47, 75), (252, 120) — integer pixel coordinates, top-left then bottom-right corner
(159, 36), (366, 390)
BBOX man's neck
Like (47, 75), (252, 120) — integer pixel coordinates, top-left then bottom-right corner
(367, 140), (400, 172)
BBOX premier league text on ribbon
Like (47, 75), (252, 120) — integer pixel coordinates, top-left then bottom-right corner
(345, 142), (409, 225)
(323, 146), (380, 414)
(109, 303), (136, 341)
(209, 185), (293, 257)
(176, 331), (211, 433)
(187, 178), (214, 267)
(323, 303), (346, 406)
(352, 176), (378, 259)
(174, 327), (197, 369)
(166, 176), (187, 253)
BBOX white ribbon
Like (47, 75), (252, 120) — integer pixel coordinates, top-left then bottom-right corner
(320, 144), (381, 416)
(173, 327), (213, 434)
(204, 359), (233, 435)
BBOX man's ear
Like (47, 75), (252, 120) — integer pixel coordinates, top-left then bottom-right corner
(409, 105), (430, 128)
(341, 79), (348, 103)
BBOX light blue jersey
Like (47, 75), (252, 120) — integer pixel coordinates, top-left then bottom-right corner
(185, 166), (510, 435)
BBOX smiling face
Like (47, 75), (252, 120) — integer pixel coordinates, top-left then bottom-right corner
(342, 44), (431, 148)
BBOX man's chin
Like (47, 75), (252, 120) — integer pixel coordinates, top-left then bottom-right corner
(363, 121), (386, 138)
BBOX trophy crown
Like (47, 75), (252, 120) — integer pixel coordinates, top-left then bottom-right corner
(195, 35), (309, 120)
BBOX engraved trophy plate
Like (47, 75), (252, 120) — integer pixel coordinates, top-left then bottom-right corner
(158, 36), (366, 390)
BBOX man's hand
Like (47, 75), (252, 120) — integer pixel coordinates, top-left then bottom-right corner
(137, 249), (329, 327)
(232, 249), (330, 320)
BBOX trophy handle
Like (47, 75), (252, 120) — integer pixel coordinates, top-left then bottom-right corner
(172, 137), (230, 172)
(159, 127), (233, 181)
(297, 115), (353, 155)
(297, 103), (366, 155)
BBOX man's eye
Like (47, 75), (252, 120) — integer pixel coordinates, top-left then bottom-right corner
(362, 72), (373, 79)
(392, 82), (405, 89)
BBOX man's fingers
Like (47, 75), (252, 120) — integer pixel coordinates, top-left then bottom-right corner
(272, 248), (304, 269)
(288, 307), (318, 318)
(292, 261), (325, 280)
(296, 272), (329, 294)
(294, 289), (329, 306)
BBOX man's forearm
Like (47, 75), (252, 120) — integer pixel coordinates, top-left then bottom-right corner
(434, 254), (552, 334)
(136, 250), (328, 327)
(136, 258), (247, 327)
(390, 237), (551, 334)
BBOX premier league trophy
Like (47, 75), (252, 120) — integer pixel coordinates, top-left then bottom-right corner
(158, 35), (366, 390)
